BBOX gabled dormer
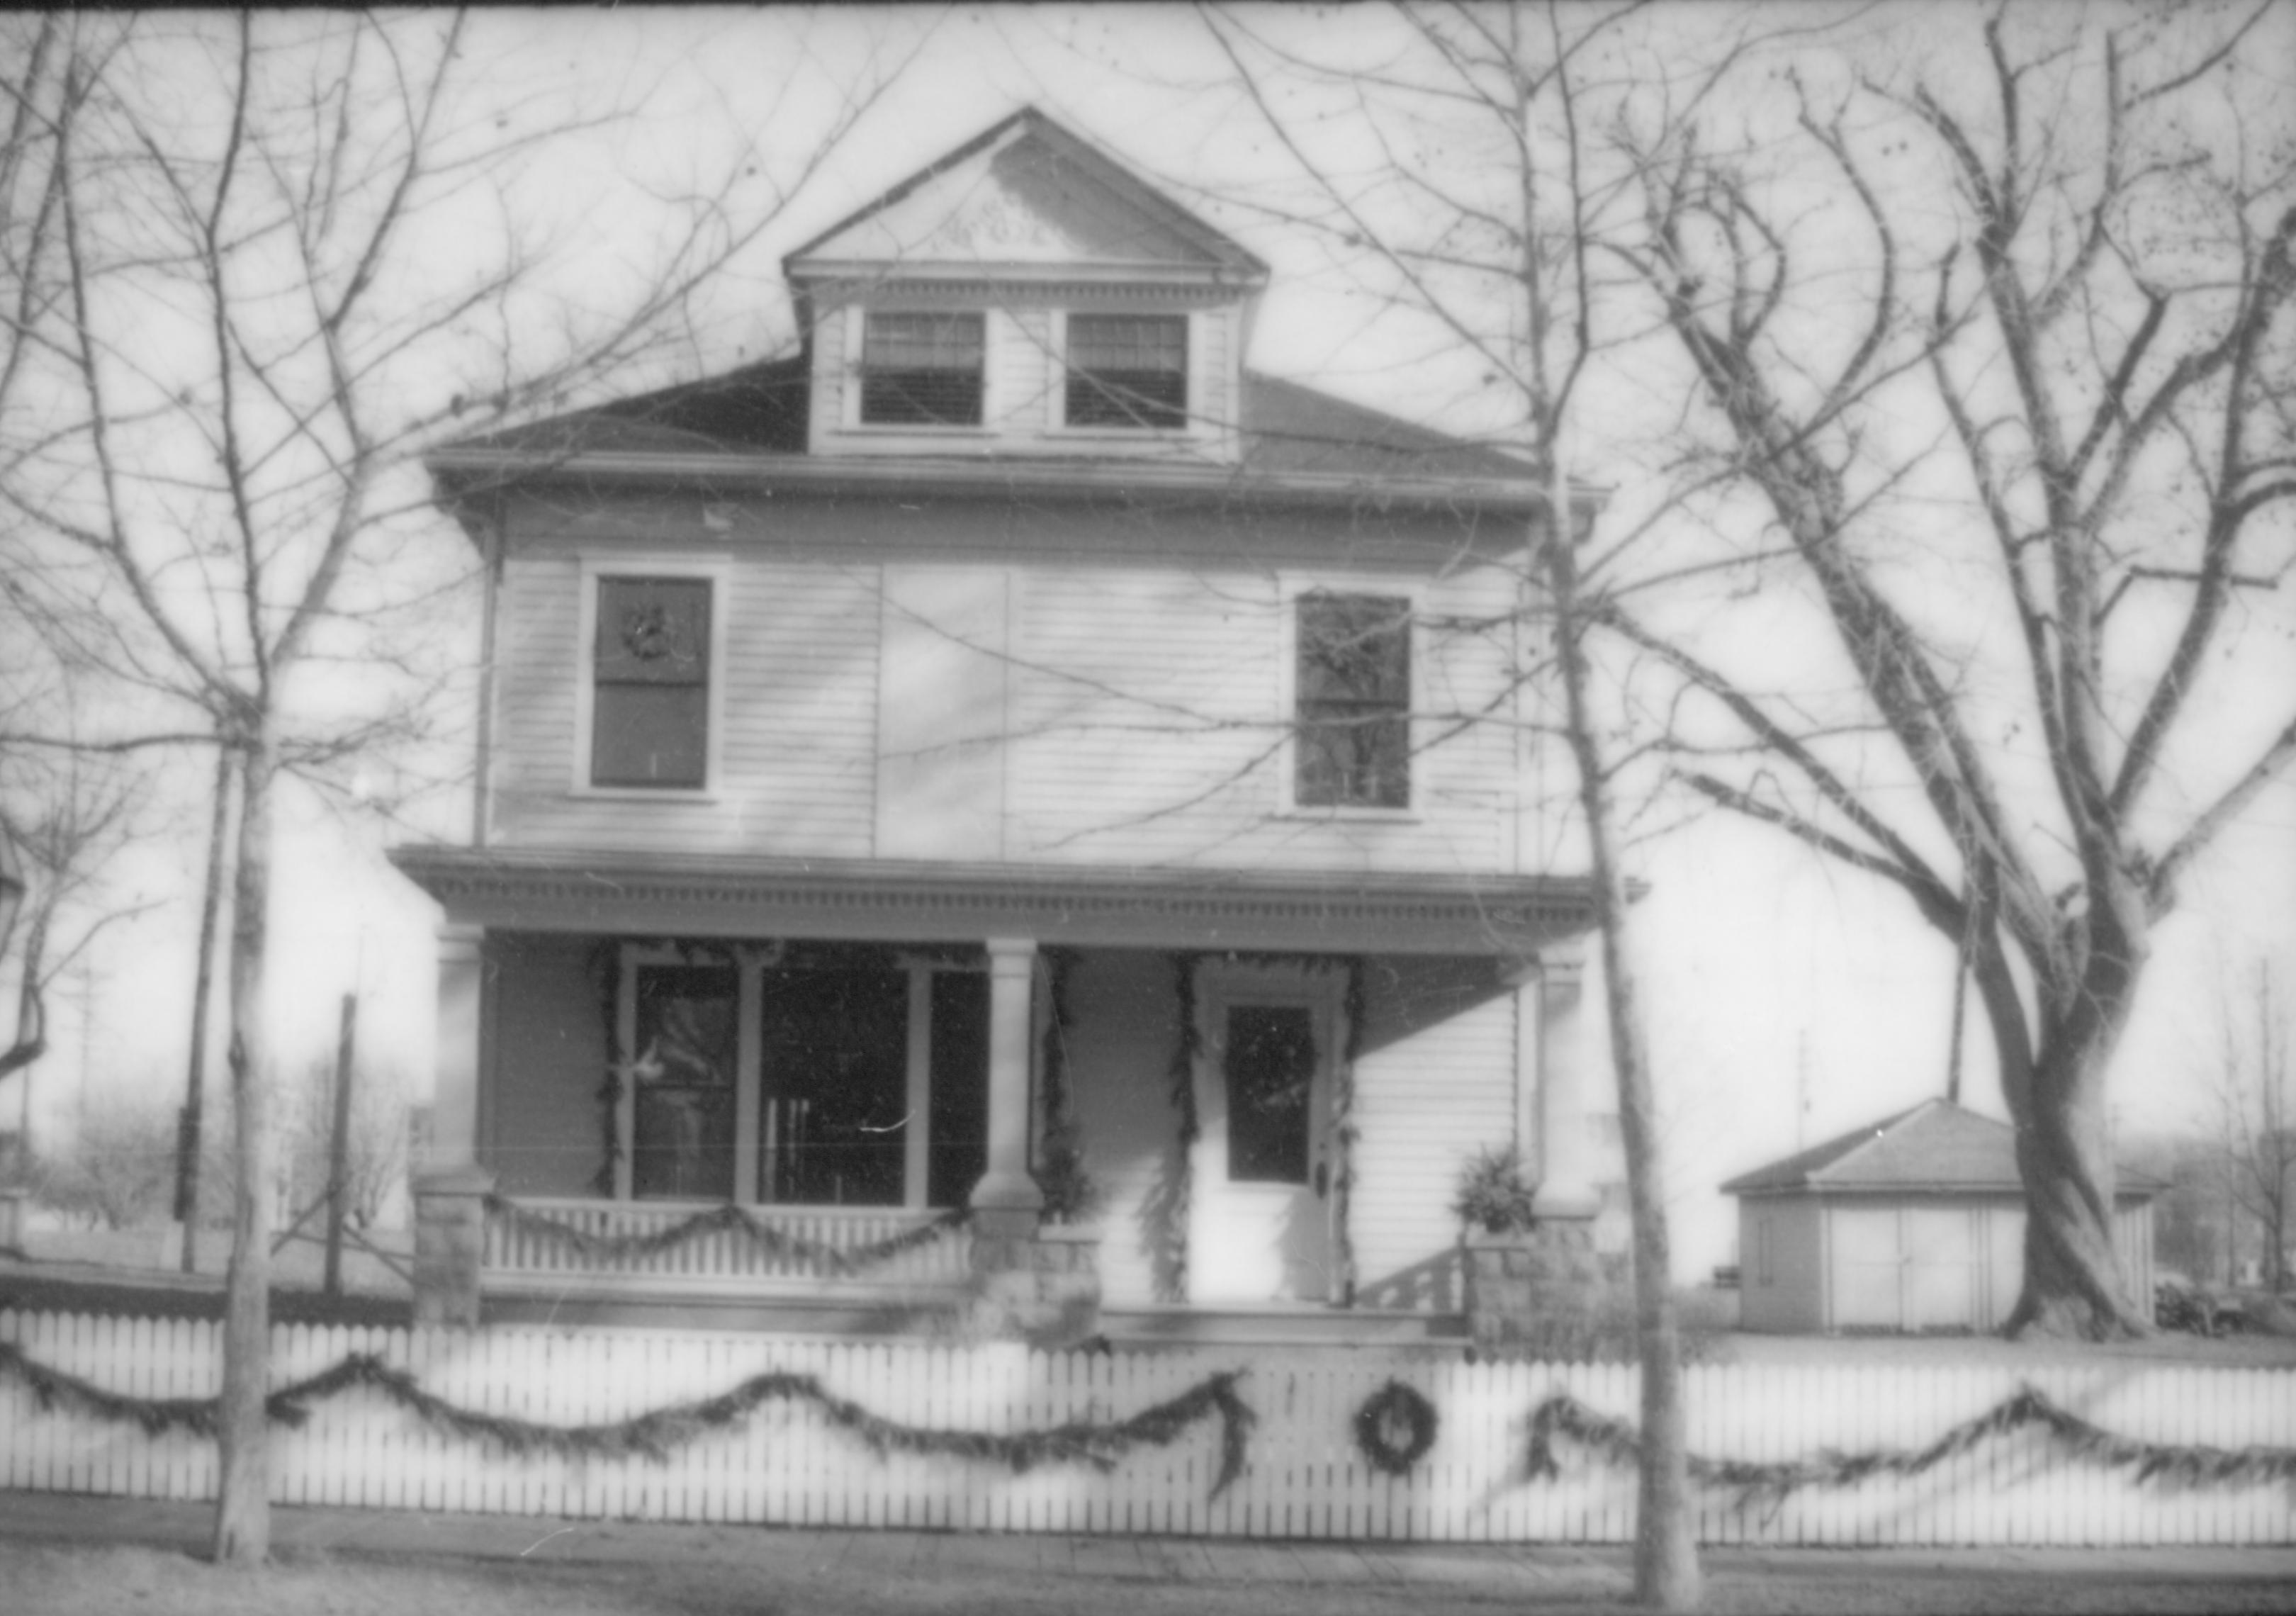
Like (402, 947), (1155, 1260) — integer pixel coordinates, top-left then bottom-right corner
(784, 108), (1269, 464)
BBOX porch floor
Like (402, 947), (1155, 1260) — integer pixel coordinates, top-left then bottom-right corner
(479, 1284), (1468, 1348)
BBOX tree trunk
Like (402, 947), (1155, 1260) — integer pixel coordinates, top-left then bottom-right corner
(176, 743), (232, 1271)
(1551, 537), (1701, 1610)
(2003, 1031), (2149, 1340)
(210, 731), (275, 1563)
(1982, 931), (2152, 1340)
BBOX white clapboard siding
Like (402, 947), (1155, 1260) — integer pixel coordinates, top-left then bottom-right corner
(1005, 563), (1516, 872)
(1351, 977), (1519, 1308)
(8, 1308), (2291, 1545)
(490, 549), (879, 858)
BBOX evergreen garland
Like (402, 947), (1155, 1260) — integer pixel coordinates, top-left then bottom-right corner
(0, 1341), (1256, 1496)
(587, 941), (623, 1197)
(1035, 947), (1098, 1222)
(1160, 951), (1201, 1301)
(1332, 957), (1364, 1308)
(1524, 1385), (2296, 1508)
(485, 1196), (969, 1276)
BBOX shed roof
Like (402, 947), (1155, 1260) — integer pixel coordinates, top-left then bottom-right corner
(1720, 1099), (2163, 1199)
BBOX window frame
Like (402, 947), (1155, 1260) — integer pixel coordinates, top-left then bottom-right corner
(612, 941), (981, 1211)
(1278, 579), (1424, 819)
(573, 556), (730, 801)
(848, 306), (992, 432)
(1057, 310), (1192, 434)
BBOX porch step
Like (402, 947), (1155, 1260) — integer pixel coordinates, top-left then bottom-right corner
(1100, 1305), (1469, 1350)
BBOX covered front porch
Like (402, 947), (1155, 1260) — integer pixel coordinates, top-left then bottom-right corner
(390, 848), (1603, 1343)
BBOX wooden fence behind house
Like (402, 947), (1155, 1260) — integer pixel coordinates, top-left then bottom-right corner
(3, 1310), (2291, 1545)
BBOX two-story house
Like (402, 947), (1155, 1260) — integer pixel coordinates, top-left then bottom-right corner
(393, 109), (1609, 1342)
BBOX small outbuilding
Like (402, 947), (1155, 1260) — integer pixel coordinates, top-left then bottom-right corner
(1723, 1099), (2159, 1334)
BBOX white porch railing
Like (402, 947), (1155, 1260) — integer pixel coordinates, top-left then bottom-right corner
(481, 1197), (972, 1295)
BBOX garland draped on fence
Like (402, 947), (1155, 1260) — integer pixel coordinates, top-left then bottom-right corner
(485, 1196), (969, 1276)
(0, 1340), (1256, 1496)
(1524, 1385), (2296, 1508)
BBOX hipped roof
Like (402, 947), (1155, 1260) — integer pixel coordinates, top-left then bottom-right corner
(430, 357), (1545, 488)
(1721, 1099), (2163, 1200)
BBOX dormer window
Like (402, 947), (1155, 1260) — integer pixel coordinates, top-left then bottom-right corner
(1065, 313), (1187, 429)
(860, 311), (984, 426)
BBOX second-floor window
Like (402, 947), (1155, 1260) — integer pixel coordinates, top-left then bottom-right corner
(592, 576), (711, 789)
(1065, 313), (1186, 429)
(1295, 593), (1410, 809)
(860, 311), (984, 426)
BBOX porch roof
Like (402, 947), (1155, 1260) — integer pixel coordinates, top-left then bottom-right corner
(389, 844), (1596, 958)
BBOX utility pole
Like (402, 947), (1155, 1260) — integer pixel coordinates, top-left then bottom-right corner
(323, 992), (356, 1297)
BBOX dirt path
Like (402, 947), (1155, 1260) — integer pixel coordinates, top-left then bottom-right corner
(4, 1495), (2293, 1616)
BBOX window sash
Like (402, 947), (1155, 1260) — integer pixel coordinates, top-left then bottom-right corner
(592, 577), (711, 789)
(1067, 313), (1186, 429)
(1295, 595), (1410, 808)
(861, 312), (985, 427)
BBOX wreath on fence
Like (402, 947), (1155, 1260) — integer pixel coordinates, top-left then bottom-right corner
(1354, 1379), (1439, 1476)
(484, 1196), (969, 1277)
(0, 1340), (1257, 1498)
(1523, 1385), (2296, 1508)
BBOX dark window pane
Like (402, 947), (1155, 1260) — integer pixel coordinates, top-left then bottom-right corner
(1225, 1004), (1316, 1184)
(1295, 595), (1410, 807)
(758, 967), (911, 1206)
(596, 578), (709, 685)
(592, 684), (709, 787)
(631, 965), (738, 1200)
(1067, 314), (1186, 429)
(928, 971), (989, 1209)
(861, 312), (984, 426)
(593, 578), (710, 788)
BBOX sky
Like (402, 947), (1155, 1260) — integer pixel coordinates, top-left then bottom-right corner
(11, 2), (2295, 1279)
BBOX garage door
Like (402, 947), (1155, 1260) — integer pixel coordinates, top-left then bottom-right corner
(1828, 1205), (1979, 1331)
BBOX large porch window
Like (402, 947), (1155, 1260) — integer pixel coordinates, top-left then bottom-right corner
(615, 943), (988, 1208)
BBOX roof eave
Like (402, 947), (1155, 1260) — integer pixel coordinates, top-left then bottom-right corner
(424, 447), (1552, 520)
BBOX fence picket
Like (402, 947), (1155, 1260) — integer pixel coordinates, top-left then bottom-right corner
(6, 1308), (2296, 1547)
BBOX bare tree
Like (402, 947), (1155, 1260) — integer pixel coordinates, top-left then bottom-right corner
(0, 11), (917, 1561)
(2218, 960), (2293, 1294)
(1616, 0), (2296, 1337)
(1186, 4), (1824, 1603)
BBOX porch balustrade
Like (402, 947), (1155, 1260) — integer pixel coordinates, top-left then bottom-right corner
(481, 1197), (974, 1295)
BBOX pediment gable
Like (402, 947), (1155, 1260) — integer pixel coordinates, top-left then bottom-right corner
(786, 108), (1264, 283)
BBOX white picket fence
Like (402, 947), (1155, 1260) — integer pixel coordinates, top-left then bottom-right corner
(4, 1309), (2293, 1545)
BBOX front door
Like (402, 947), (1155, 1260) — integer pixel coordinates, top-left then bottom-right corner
(1189, 963), (1338, 1303)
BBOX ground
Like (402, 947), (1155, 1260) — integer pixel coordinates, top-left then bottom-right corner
(4, 1500), (2295, 1616)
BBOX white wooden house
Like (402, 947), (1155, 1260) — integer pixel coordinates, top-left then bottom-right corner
(392, 109), (1608, 1342)
(1725, 1100), (2159, 1335)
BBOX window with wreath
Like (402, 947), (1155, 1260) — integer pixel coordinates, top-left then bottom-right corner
(859, 311), (985, 426)
(1064, 313), (1186, 429)
(1294, 593), (1411, 809)
(592, 576), (711, 789)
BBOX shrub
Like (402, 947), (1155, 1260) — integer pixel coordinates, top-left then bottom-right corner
(1452, 1143), (1538, 1236)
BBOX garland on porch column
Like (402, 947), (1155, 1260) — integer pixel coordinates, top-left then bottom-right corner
(483, 1196), (971, 1274)
(1521, 1384), (2296, 1508)
(1332, 956), (1364, 1308)
(586, 941), (623, 1197)
(1156, 950), (1202, 1301)
(1035, 947), (1098, 1223)
(0, 1340), (1256, 1498)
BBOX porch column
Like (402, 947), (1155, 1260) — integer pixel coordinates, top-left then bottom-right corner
(972, 937), (1043, 1219)
(415, 921), (492, 1328)
(1529, 943), (1599, 1218)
